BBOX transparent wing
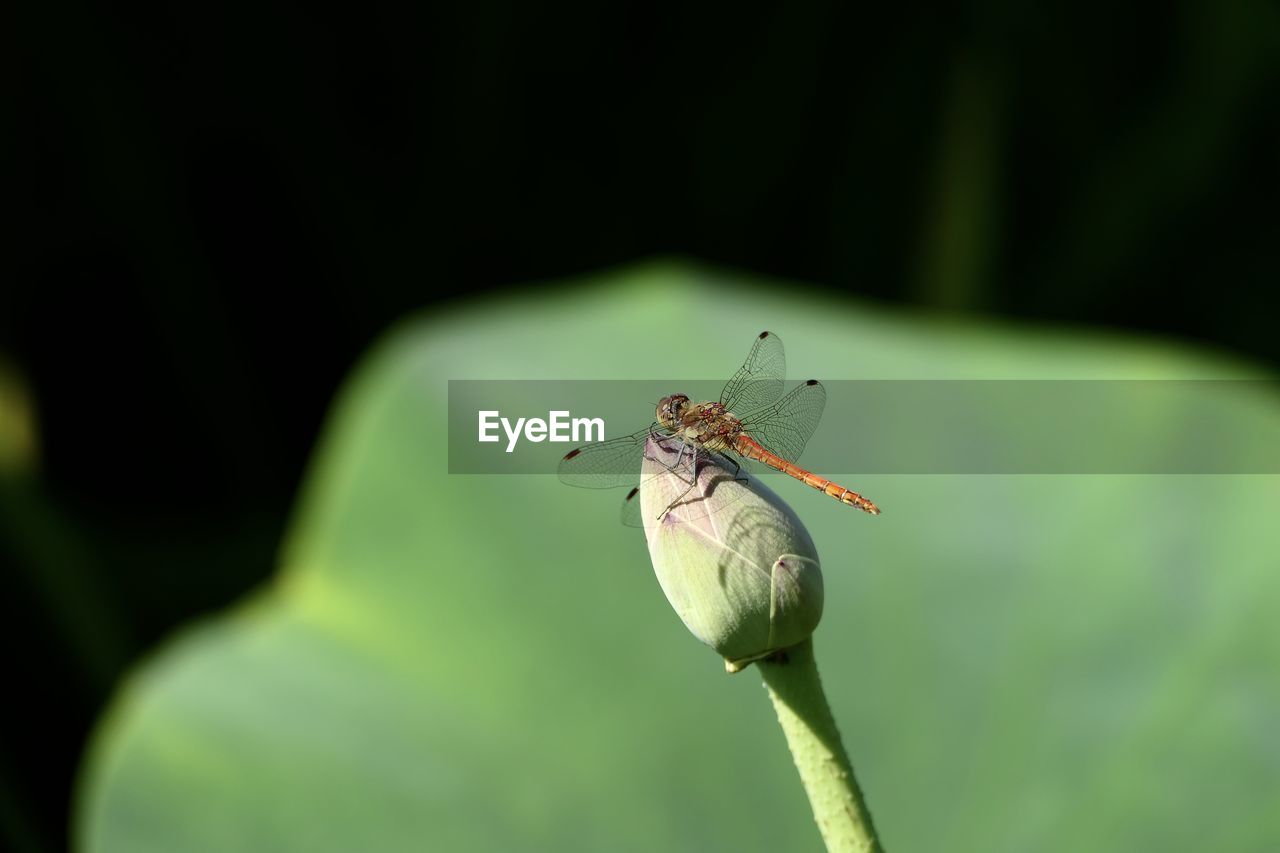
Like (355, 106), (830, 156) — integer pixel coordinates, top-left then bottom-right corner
(719, 331), (786, 417)
(558, 425), (658, 489)
(738, 379), (827, 464)
(620, 486), (643, 527)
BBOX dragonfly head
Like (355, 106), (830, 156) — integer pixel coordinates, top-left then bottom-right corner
(656, 394), (690, 430)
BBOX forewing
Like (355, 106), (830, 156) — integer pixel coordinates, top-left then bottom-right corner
(739, 379), (827, 464)
(719, 331), (786, 417)
(558, 426), (654, 489)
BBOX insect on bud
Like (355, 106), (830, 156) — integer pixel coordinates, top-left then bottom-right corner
(640, 436), (823, 672)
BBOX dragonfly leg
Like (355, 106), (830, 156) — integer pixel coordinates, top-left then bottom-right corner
(658, 445), (701, 520)
(645, 430), (697, 486)
(724, 454), (749, 484)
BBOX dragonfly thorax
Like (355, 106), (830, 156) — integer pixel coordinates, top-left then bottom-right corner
(655, 396), (743, 453)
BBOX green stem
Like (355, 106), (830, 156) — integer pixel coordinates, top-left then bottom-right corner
(758, 638), (883, 852)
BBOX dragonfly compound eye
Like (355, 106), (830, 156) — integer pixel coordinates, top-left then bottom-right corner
(656, 394), (690, 426)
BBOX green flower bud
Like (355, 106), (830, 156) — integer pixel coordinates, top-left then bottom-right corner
(640, 437), (823, 672)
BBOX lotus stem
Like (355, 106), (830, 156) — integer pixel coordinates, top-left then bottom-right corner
(758, 638), (883, 852)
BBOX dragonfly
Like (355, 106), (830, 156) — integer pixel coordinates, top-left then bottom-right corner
(558, 331), (880, 524)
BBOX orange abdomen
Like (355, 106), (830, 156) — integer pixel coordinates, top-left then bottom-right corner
(734, 436), (880, 515)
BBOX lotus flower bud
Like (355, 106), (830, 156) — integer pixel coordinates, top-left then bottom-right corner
(640, 436), (823, 672)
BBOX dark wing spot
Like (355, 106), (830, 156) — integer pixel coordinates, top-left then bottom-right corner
(563, 448), (581, 460)
(805, 379), (818, 386)
(625, 487), (639, 500)
(758, 330), (769, 339)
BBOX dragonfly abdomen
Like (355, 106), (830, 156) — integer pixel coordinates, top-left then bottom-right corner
(734, 436), (880, 516)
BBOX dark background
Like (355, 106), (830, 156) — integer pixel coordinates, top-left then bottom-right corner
(5, 2), (1279, 849)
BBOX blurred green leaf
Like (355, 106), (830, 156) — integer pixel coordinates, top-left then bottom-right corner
(77, 262), (1280, 852)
